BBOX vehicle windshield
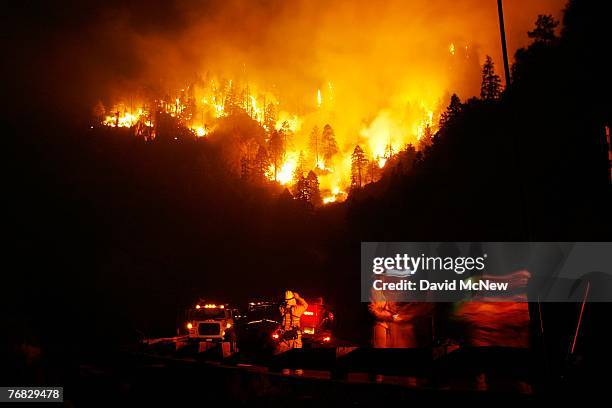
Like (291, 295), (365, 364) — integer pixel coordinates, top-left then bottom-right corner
(247, 303), (279, 322)
(188, 308), (226, 320)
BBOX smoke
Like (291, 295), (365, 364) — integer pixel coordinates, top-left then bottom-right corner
(97, 1), (564, 94)
(7, 0), (565, 184)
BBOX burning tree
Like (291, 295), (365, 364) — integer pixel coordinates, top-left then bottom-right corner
(309, 126), (321, 168)
(263, 102), (277, 131)
(367, 160), (380, 185)
(223, 80), (239, 115)
(252, 145), (270, 182)
(292, 151), (307, 184)
(350, 145), (368, 190)
(278, 120), (294, 152)
(268, 130), (285, 181)
(418, 123), (434, 151)
(294, 175), (309, 203)
(480, 56), (502, 101)
(321, 124), (338, 167)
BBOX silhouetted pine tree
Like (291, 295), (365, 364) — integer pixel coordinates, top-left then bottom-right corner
(321, 124), (339, 167)
(293, 170), (321, 207)
(224, 80), (238, 115)
(263, 102), (277, 132)
(309, 126), (321, 167)
(252, 145), (270, 182)
(418, 123), (434, 151)
(293, 175), (310, 203)
(350, 145), (368, 189)
(307, 170), (322, 207)
(480, 56), (502, 100)
(367, 160), (380, 184)
(439, 94), (462, 129)
(269, 129), (286, 181)
(293, 151), (307, 184)
(528, 15), (559, 44)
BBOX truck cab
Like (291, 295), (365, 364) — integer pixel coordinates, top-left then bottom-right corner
(185, 302), (236, 348)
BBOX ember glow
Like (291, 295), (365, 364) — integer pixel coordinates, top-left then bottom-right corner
(89, 0), (564, 204)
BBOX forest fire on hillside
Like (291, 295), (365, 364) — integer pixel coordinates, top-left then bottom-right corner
(94, 75), (439, 203)
(89, 0), (565, 204)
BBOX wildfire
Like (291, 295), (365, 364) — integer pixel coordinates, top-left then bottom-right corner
(322, 186), (345, 204)
(275, 112), (301, 133)
(415, 110), (435, 140)
(360, 110), (401, 166)
(86, 0), (555, 207)
(95, 85), (438, 207)
(276, 160), (297, 185)
(267, 152), (298, 185)
(249, 96), (263, 122)
(316, 160), (333, 172)
(96, 83), (439, 205)
(102, 107), (145, 128)
(322, 196), (336, 204)
(192, 126), (208, 137)
(93, 25), (459, 205)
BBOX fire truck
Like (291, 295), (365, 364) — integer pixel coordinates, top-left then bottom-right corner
(298, 298), (335, 347)
(184, 301), (237, 351)
(236, 298), (335, 356)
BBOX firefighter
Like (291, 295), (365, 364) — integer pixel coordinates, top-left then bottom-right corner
(369, 273), (433, 348)
(276, 290), (308, 353)
(369, 300), (433, 348)
(453, 270), (532, 392)
(369, 289), (433, 385)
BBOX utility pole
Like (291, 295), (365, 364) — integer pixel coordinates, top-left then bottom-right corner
(496, 0), (529, 241)
(497, 0), (512, 89)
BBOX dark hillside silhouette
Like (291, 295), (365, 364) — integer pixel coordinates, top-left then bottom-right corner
(348, 0), (610, 242)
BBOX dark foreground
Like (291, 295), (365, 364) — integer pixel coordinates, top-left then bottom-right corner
(67, 346), (602, 407)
